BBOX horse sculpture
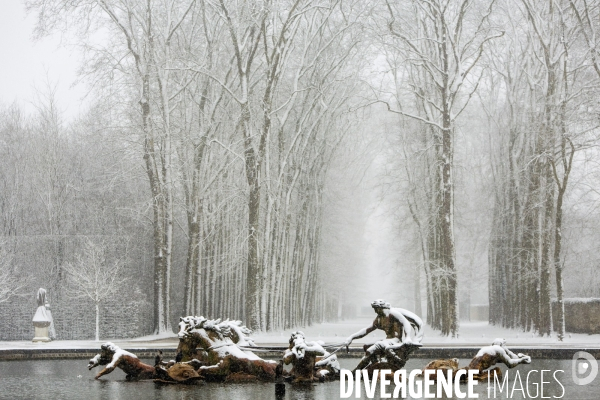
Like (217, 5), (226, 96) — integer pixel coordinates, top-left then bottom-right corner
(176, 316), (277, 382)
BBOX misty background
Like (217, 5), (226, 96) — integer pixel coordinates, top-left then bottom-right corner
(1, 0), (599, 341)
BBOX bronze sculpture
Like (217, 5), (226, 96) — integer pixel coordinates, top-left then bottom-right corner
(343, 299), (423, 371)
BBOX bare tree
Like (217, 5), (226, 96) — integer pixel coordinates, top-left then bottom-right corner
(569, 0), (600, 78)
(483, 0), (600, 341)
(62, 238), (130, 341)
(380, 0), (502, 337)
(0, 245), (28, 304)
(27, 0), (199, 334)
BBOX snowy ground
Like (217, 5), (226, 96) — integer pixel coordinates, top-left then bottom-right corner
(252, 318), (600, 347)
(1, 318), (598, 350)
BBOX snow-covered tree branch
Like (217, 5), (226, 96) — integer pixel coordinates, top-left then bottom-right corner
(0, 245), (28, 304)
(62, 239), (130, 341)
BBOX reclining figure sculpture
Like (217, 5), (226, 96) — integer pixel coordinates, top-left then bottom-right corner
(465, 338), (532, 380)
(421, 338), (532, 380)
(88, 342), (157, 381)
(88, 342), (203, 384)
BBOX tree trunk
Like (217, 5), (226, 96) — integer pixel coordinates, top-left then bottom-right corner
(554, 188), (566, 340)
(95, 302), (100, 342)
(246, 176), (261, 330)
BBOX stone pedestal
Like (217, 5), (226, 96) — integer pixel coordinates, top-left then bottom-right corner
(32, 325), (51, 342)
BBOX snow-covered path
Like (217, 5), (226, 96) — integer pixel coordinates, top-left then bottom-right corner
(252, 318), (600, 347)
(1, 318), (598, 350)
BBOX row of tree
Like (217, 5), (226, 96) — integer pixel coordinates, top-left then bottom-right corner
(383, 0), (600, 339)
(4, 0), (600, 339)
(376, 0), (502, 337)
(486, 0), (600, 340)
(18, 0), (372, 334)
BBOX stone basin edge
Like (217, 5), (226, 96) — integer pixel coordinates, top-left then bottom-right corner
(1, 346), (599, 361)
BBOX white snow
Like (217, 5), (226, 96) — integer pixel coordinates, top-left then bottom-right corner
(475, 345), (503, 357)
(106, 348), (138, 368)
(129, 332), (178, 341)
(2, 318), (600, 351)
(212, 341), (263, 361)
(561, 298), (600, 304)
(176, 315), (266, 362)
(251, 318), (600, 347)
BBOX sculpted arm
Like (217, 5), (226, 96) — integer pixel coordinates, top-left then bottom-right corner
(88, 354), (102, 370)
(89, 353), (114, 379)
(95, 364), (117, 379)
(344, 323), (377, 345)
(94, 355), (121, 379)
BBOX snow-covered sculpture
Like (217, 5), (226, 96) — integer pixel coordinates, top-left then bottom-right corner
(177, 315), (277, 382)
(283, 331), (340, 383)
(343, 299), (423, 371)
(88, 342), (157, 381)
(88, 342), (204, 384)
(177, 316), (256, 361)
(465, 338), (531, 380)
(421, 339), (531, 381)
(32, 288), (53, 342)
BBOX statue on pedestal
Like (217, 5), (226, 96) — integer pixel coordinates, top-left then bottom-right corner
(32, 288), (54, 342)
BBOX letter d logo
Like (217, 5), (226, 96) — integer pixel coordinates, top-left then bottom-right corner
(572, 351), (598, 386)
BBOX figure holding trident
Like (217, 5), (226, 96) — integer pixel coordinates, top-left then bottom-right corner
(343, 299), (424, 371)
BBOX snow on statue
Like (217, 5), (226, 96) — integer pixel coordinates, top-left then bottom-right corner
(283, 331), (340, 383)
(176, 315), (277, 382)
(421, 338), (532, 381)
(343, 299), (424, 372)
(32, 288), (53, 342)
(88, 342), (203, 384)
(88, 342), (157, 381)
(465, 338), (531, 380)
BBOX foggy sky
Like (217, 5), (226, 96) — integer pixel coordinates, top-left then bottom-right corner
(0, 2), (85, 119)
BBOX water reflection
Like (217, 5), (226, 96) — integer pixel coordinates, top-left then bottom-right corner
(0, 358), (597, 399)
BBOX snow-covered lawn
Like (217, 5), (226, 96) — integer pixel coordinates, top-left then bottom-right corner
(1, 318), (598, 350)
(253, 318), (600, 347)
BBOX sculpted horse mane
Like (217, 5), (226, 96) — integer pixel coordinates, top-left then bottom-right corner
(176, 315), (276, 382)
(178, 316), (255, 347)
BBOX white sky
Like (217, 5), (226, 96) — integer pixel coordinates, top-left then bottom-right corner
(359, 151), (416, 310)
(0, 1), (86, 120)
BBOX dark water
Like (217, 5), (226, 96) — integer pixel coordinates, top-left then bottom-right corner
(0, 358), (596, 399)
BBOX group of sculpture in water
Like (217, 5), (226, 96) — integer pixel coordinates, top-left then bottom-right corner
(88, 299), (532, 384)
